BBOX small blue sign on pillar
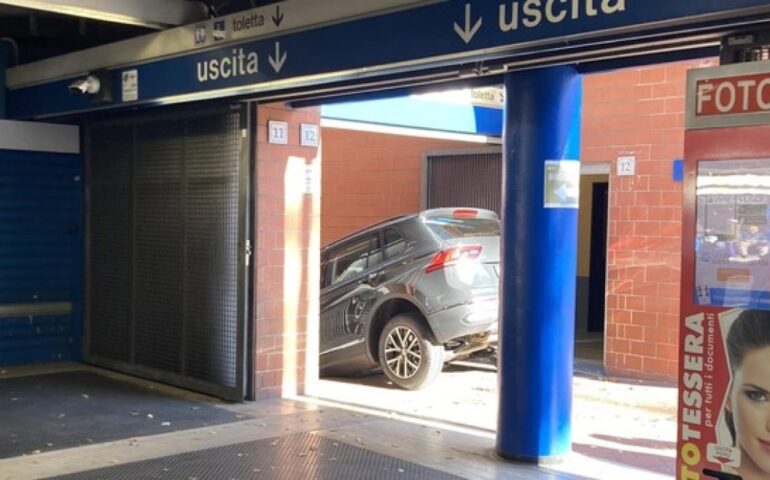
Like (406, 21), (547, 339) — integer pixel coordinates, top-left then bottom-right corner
(672, 158), (684, 182)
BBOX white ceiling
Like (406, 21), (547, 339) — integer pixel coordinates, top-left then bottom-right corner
(0, 0), (208, 29)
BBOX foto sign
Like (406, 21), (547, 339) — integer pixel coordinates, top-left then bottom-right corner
(688, 61), (770, 129)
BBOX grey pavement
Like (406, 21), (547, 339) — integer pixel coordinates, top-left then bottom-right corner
(0, 363), (677, 480)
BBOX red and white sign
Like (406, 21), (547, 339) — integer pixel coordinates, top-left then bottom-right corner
(696, 73), (770, 117)
(687, 62), (770, 129)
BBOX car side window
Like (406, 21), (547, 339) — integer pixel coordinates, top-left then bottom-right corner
(367, 247), (384, 269)
(320, 255), (333, 289)
(329, 235), (379, 286)
(384, 228), (406, 258)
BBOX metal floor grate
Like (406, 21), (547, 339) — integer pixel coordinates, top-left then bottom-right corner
(47, 432), (466, 480)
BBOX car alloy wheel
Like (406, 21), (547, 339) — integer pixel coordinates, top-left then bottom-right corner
(383, 325), (422, 379)
(378, 314), (443, 390)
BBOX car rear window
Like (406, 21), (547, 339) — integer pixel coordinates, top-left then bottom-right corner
(424, 217), (499, 239)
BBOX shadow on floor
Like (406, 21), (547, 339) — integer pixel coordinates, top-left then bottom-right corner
(590, 434), (676, 451)
(0, 370), (245, 459)
(572, 442), (675, 477)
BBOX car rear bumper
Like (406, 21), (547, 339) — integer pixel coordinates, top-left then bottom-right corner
(427, 299), (498, 344)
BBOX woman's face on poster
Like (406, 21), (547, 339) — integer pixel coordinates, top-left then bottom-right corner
(729, 345), (770, 477)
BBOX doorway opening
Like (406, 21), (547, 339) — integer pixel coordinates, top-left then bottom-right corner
(575, 169), (610, 373)
(314, 98), (502, 428)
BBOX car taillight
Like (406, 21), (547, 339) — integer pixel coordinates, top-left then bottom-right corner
(425, 245), (483, 274)
(452, 209), (478, 219)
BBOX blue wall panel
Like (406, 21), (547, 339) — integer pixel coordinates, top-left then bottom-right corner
(0, 315), (76, 364)
(0, 150), (83, 365)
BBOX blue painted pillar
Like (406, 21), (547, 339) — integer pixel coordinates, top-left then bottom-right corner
(497, 66), (582, 462)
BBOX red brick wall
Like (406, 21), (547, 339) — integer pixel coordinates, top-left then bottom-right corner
(582, 59), (717, 382)
(320, 60), (717, 383)
(321, 127), (477, 246)
(253, 103), (321, 399)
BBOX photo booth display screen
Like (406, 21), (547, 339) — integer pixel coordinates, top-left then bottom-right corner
(695, 159), (770, 311)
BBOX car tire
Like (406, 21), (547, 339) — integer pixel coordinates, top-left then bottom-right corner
(378, 314), (443, 390)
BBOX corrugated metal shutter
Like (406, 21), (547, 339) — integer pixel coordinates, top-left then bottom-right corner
(88, 126), (131, 362)
(86, 106), (248, 401)
(0, 150), (83, 365)
(425, 149), (503, 215)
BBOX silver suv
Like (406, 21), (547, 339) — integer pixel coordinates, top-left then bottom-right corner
(320, 208), (500, 389)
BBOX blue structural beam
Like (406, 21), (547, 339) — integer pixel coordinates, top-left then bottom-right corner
(8, 0), (770, 119)
(497, 66), (581, 461)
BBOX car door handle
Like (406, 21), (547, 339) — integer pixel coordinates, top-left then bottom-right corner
(359, 272), (380, 285)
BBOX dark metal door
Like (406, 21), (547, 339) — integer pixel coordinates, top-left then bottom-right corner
(587, 182), (608, 333)
(424, 148), (503, 215)
(85, 105), (250, 401)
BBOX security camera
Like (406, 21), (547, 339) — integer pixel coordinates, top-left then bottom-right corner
(68, 75), (101, 95)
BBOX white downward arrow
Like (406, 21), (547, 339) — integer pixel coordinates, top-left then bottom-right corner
(453, 3), (482, 44)
(269, 41), (287, 73)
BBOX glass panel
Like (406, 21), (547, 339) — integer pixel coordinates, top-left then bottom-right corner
(331, 236), (376, 285)
(384, 229), (406, 258)
(695, 159), (770, 310)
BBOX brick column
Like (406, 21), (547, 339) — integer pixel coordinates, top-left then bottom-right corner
(253, 102), (321, 399)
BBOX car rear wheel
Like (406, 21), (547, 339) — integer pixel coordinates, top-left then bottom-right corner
(378, 314), (443, 390)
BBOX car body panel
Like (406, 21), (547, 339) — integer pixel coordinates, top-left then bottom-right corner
(319, 208), (500, 376)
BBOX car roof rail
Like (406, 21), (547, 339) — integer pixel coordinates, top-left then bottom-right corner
(323, 213), (417, 249)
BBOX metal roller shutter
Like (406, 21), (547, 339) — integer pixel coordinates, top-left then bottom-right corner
(424, 148), (503, 215)
(88, 126), (132, 363)
(85, 106), (249, 401)
(0, 150), (83, 365)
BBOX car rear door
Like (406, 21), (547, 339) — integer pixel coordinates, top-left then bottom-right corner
(319, 233), (382, 355)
